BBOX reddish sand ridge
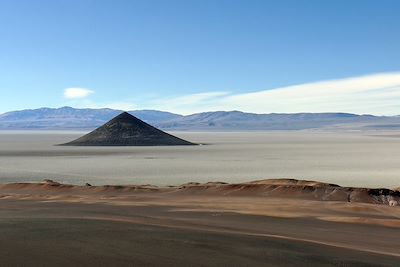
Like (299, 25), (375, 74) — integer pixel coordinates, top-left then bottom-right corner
(1, 178), (399, 205)
(1, 178), (399, 230)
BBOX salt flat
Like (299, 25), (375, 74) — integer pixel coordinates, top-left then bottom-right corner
(0, 131), (399, 188)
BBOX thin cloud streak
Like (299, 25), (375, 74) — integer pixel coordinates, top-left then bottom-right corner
(89, 101), (137, 111)
(65, 99), (137, 111)
(149, 72), (400, 115)
(147, 92), (229, 114)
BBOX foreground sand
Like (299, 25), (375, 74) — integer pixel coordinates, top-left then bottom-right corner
(0, 179), (399, 266)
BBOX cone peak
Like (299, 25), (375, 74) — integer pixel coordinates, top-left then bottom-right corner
(114, 111), (135, 119)
(61, 112), (196, 146)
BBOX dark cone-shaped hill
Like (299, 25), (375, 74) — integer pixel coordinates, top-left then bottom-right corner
(61, 112), (196, 146)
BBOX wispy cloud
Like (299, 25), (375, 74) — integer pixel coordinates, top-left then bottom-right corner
(88, 101), (136, 111)
(64, 99), (136, 111)
(61, 72), (400, 115)
(147, 91), (228, 114)
(148, 72), (400, 115)
(64, 88), (94, 99)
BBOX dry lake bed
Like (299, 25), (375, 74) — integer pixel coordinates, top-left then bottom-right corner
(0, 131), (399, 188)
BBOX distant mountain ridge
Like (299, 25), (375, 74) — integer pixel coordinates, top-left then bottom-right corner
(0, 107), (400, 131)
(0, 107), (181, 130)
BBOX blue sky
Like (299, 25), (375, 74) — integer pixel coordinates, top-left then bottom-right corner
(1, 0), (400, 114)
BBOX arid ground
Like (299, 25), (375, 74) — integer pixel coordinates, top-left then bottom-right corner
(1, 131), (400, 266)
(1, 131), (400, 188)
(0, 179), (399, 266)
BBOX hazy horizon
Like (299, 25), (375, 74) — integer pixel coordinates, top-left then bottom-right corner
(1, 105), (400, 117)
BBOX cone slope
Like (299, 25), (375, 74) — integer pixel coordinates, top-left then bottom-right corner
(62, 112), (196, 146)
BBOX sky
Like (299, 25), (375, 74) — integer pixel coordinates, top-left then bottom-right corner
(0, 0), (400, 115)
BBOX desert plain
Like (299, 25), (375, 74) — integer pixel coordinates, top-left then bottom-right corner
(1, 131), (400, 188)
(0, 131), (399, 266)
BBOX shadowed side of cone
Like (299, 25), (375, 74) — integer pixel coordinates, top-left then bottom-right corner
(61, 112), (196, 146)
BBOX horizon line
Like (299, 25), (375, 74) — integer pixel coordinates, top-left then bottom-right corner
(0, 106), (397, 117)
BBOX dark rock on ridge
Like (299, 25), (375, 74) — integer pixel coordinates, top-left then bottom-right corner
(61, 112), (196, 146)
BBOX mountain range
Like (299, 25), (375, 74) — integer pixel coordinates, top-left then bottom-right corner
(1, 106), (400, 131)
